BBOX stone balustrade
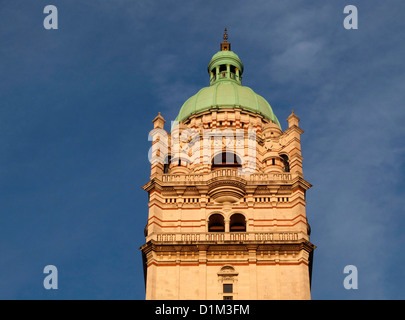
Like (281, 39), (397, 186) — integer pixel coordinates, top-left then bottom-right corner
(161, 168), (292, 184)
(153, 231), (300, 243)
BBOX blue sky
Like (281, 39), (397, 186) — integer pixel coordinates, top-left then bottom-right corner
(1, 0), (405, 299)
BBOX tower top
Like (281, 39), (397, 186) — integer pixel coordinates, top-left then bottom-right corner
(220, 28), (231, 51)
(173, 30), (281, 128)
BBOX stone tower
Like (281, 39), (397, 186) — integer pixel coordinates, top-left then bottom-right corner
(140, 31), (315, 300)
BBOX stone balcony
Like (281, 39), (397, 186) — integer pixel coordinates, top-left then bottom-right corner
(160, 168), (293, 185)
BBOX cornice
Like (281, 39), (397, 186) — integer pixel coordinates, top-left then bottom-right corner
(140, 239), (316, 255)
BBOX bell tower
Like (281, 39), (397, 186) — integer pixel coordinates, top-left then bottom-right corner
(140, 30), (315, 300)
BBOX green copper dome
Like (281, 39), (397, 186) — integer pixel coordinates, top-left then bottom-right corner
(174, 35), (280, 128)
(175, 81), (281, 127)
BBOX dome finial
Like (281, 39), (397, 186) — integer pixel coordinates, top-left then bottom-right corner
(220, 28), (231, 51)
(223, 28), (228, 41)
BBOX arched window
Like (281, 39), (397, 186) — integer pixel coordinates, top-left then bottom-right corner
(280, 154), (290, 172)
(212, 152), (242, 169)
(229, 213), (246, 232)
(208, 214), (225, 232)
(218, 265), (238, 300)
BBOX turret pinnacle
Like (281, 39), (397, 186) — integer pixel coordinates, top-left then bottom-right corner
(220, 28), (231, 51)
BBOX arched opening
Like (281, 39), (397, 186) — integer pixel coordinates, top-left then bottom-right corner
(172, 157), (190, 167)
(212, 152), (242, 169)
(229, 213), (246, 232)
(229, 65), (236, 79)
(211, 68), (216, 81)
(144, 224), (148, 237)
(219, 64), (227, 78)
(163, 155), (171, 173)
(280, 154), (290, 172)
(208, 214), (225, 232)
